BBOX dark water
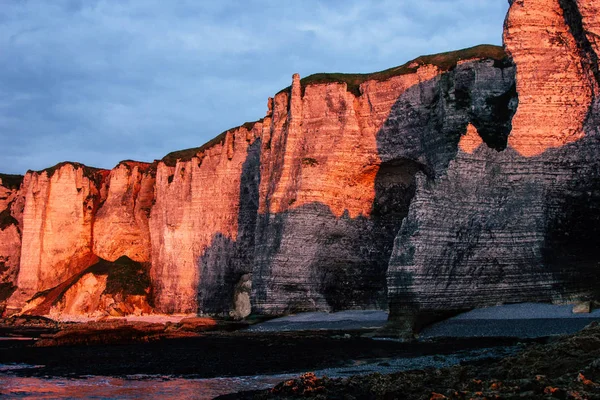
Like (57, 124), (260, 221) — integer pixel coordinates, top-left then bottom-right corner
(0, 372), (296, 399)
(0, 345), (516, 399)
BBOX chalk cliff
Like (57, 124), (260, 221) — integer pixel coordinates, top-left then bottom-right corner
(1, 0), (599, 334)
(0, 174), (23, 314)
(150, 122), (261, 315)
(6, 164), (109, 315)
(252, 49), (511, 314)
(387, 0), (600, 333)
(93, 161), (155, 264)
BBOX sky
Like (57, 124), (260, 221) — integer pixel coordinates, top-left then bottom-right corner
(0, 0), (509, 175)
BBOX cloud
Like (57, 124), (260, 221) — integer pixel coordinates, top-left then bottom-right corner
(0, 0), (508, 174)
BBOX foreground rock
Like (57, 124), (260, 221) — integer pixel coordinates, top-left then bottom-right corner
(0, 314), (244, 346)
(32, 317), (221, 346)
(225, 323), (600, 399)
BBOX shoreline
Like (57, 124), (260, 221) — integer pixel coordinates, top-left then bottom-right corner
(222, 322), (600, 399)
(0, 344), (522, 399)
(0, 322), (539, 379)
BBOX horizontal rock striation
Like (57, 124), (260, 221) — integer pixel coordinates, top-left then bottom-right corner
(252, 50), (512, 315)
(2, 0), (600, 333)
(386, 0), (600, 334)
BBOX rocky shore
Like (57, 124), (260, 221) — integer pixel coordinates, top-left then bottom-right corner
(0, 314), (248, 346)
(223, 323), (600, 399)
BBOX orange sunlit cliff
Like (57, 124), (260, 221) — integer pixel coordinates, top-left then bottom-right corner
(1, 0), (599, 335)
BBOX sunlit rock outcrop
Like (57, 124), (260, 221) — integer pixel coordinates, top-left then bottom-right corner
(93, 161), (155, 263)
(21, 256), (152, 319)
(150, 123), (262, 314)
(6, 163), (108, 313)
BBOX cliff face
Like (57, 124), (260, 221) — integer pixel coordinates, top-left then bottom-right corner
(93, 161), (155, 263)
(6, 164), (109, 313)
(2, 0), (600, 330)
(0, 123), (263, 318)
(0, 174), (23, 313)
(386, 0), (600, 333)
(1, 163), (157, 319)
(150, 123), (262, 315)
(252, 64), (473, 313)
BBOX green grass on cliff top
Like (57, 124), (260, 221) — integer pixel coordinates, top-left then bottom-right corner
(282, 44), (507, 96)
(162, 45), (507, 166)
(33, 161), (107, 180)
(0, 173), (24, 190)
(161, 119), (263, 167)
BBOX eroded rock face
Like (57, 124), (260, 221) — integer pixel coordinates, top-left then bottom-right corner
(23, 256), (152, 319)
(386, 0), (600, 334)
(7, 164), (109, 312)
(150, 123), (262, 314)
(231, 273), (252, 320)
(252, 54), (512, 314)
(0, 174), (23, 313)
(93, 161), (155, 263)
(49, 273), (109, 318)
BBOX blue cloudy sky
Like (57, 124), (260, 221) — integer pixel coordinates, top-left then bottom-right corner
(0, 0), (509, 175)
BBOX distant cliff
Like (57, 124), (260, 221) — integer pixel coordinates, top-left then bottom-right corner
(1, 0), (599, 335)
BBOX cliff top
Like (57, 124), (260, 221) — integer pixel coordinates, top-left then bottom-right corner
(160, 45), (506, 168)
(4, 45), (508, 175)
(161, 119), (263, 167)
(279, 44), (508, 97)
(0, 173), (24, 190)
(33, 161), (108, 180)
(116, 160), (155, 172)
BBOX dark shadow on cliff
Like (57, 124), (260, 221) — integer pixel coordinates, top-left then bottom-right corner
(251, 57), (518, 318)
(197, 139), (261, 316)
(377, 57), (518, 334)
(542, 97), (600, 302)
(543, 165), (600, 301)
(252, 202), (397, 314)
(381, 48), (600, 337)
